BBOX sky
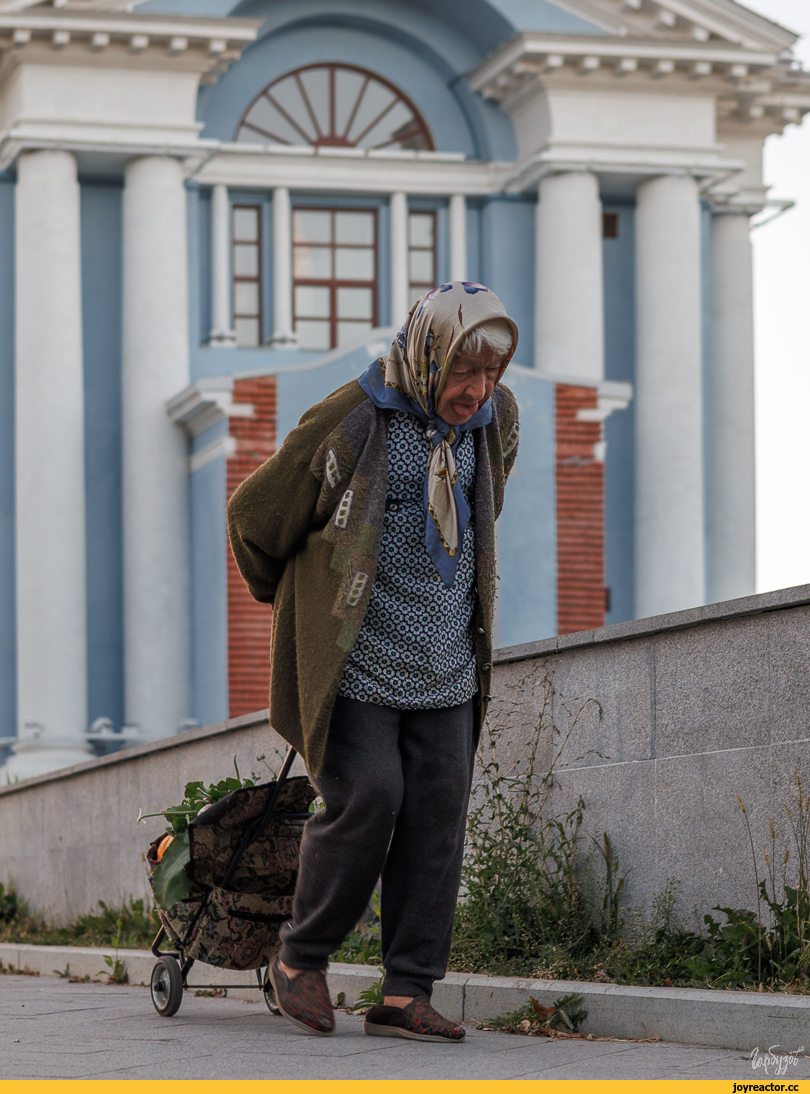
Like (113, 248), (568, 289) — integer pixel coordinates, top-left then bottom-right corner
(744, 0), (810, 592)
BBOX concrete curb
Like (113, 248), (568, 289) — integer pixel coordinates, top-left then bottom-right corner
(2, 943), (808, 1052)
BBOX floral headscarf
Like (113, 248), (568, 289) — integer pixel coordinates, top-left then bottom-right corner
(359, 281), (518, 586)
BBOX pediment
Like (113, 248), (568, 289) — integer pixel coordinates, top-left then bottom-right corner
(536, 0), (797, 52)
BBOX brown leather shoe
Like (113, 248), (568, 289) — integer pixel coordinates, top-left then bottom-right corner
(364, 998), (466, 1042)
(268, 958), (335, 1037)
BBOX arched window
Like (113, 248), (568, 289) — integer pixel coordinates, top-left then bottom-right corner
(235, 63), (434, 151)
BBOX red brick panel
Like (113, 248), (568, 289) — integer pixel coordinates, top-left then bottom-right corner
(226, 377), (277, 719)
(556, 384), (606, 635)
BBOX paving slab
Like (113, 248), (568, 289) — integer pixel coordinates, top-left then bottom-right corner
(4, 944), (809, 1053)
(2, 975), (810, 1081)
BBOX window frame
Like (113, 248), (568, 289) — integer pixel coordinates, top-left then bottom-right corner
(292, 205), (379, 350)
(407, 208), (437, 307)
(231, 203), (263, 348)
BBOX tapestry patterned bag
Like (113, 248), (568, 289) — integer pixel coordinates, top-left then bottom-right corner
(146, 775), (317, 971)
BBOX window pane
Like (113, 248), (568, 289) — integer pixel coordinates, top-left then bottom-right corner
(335, 246), (374, 280)
(334, 67), (366, 137)
(234, 281), (259, 315)
(241, 96), (303, 146)
(296, 319), (332, 350)
(294, 245), (332, 279)
(299, 67), (330, 137)
(335, 211), (375, 245)
(293, 210), (331, 244)
(235, 317), (260, 347)
(337, 286), (373, 320)
(295, 285), (331, 318)
(409, 213), (434, 248)
(233, 207), (259, 242)
(233, 244), (259, 277)
(409, 250), (434, 284)
(346, 83), (395, 145)
(337, 320), (373, 346)
(270, 76), (318, 144)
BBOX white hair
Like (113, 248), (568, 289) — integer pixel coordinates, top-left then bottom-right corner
(457, 319), (514, 359)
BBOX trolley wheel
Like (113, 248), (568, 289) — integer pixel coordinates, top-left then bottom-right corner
(150, 957), (183, 1017)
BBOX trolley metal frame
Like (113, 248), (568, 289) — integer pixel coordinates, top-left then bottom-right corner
(149, 747), (309, 1016)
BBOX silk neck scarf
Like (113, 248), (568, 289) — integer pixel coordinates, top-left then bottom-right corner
(359, 281), (518, 586)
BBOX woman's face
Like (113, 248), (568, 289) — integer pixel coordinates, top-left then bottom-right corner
(436, 346), (506, 426)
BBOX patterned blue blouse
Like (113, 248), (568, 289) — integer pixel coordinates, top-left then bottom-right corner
(338, 410), (478, 709)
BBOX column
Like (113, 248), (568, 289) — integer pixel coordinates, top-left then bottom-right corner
(207, 183), (236, 346)
(708, 212), (755, 602)
(534, 170), (604, 382)
(8, 150), (91, 779)
(634, 174), (705, 618)
(122, 156), (192, 741)
(390, 190), (409, 326)
(270, 186), (296, 345)
(449, 193), (467, 282)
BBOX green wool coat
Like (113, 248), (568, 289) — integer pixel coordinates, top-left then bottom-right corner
(226, 377), (520, 776)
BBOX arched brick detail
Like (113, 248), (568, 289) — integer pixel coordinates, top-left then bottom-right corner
(556, 384), (606, 635)
(226, 377), (277, 718)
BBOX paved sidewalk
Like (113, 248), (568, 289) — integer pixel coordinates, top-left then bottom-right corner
(3, 975), (810, 1080)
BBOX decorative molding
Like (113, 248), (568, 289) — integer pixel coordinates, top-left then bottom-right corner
(166, 377), (254, 437)
(576, 380), (634, 421)
(188, 433), (237, 474)
(467, 31), (810, 141)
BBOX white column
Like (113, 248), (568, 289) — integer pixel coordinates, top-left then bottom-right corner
(708, 212), (755, 602)
(634, 174), (705, 618)
(208, 183), (236, 346)
(390, 190), (409, 326)
(122, 156), (192, 741)
(534, 170), (604, 382)
(270, 186), (296, 345)
(8, 150), (91, 779)
(449, 193), (467, 282)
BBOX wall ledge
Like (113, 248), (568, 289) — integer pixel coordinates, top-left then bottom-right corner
(0, 709), (270, 799)
(494, 582), (810, 665)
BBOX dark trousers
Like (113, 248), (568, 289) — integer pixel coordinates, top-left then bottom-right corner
(278, 695), (476, 999)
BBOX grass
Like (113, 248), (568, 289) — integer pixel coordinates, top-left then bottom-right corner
(0, 894), (160, 951)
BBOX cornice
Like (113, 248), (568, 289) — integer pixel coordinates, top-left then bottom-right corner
(468, 30), (810, 138)
(0, 9), (259, 85)
(166, 377), (254, 437)
(546, 0), (797, 52)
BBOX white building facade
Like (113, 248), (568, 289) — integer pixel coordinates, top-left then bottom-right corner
(0, 0), (808, 779)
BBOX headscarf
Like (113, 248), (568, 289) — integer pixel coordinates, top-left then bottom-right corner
(359, 281), (518, 586)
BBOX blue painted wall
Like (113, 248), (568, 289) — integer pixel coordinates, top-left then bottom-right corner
(81, 183), (125, 731)
(194, 1), (518, 161)
(602, 202), (636, 626)
(190, 421), (230, 726)
(480, 196), (535, 367)
(0, 177), (15, 750)
(495, 366), (557, 647)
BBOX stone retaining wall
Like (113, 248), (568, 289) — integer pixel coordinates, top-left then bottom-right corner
(1, 583), (809, 925)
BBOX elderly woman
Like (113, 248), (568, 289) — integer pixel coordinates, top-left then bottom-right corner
(227, 282), (519, 1042)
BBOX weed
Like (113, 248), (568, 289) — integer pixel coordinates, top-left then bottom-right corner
(334, 890), (383, 966)
(0, 895), (160, 950)
(0, 881), (25, 923)
(0, 960), (39, 977)
(450, 659), (608, 977)
(480, 992), (588, 1035)
(350, 977), (385, 1013)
